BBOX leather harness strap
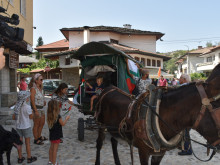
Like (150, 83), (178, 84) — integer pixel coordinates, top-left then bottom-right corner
(193, 83), (220, 142)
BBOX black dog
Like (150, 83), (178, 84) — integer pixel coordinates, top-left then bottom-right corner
(0, 125), (22, 165)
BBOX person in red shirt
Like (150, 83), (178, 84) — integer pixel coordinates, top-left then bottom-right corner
(18, 77), (28, 91)
(158, 75), (168, 87)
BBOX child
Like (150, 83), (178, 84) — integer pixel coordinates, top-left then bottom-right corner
(47, 99), (70, 165)
(86, 77), (104, 111)
(13, 91), (37, 164)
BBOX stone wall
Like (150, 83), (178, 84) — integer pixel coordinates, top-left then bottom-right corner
(62, 68), (80, 87)
(0, 54), (17, 108)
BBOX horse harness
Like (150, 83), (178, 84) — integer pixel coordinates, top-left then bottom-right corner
(193, 83), (220, 148)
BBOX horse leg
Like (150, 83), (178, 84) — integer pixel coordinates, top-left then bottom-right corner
(151, 155), (164, 165)
(95, 128), (105, 165)
(138, 148), (150, 165)
(111, 137), (121, 165)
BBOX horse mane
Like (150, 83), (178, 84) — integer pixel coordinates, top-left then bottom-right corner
(206, 63), (220, 82)
(162, 82), (197, 98)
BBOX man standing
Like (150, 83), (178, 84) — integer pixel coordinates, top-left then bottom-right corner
(178, 73), (192, 156)
(17, 77), (28, 91)
(0, 47), (5, 70)
(158, 75), (168, 87)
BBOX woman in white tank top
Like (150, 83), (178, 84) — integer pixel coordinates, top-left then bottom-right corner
(29, 73), (47, 145)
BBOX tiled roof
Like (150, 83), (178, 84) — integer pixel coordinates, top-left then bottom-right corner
(19, 55), (39, 63)
(44, 42), (170, 61)
(189, 46), (215, 54)
(60, 26), (164, 40)
(35, 39), (69, 50)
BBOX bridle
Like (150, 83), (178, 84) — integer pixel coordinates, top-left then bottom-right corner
(192, 82), (220, 147)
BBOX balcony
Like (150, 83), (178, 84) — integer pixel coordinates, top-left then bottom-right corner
(197, 62), (215, 71)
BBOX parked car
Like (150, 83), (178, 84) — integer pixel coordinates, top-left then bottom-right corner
(43, 79), (76, 96)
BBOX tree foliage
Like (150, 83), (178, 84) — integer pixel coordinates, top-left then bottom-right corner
(36, 36), (44, 47)
(190, 72), (207, 81)
(206, 41), (213, 47)
(36, 36), (44, 59)
(18, 58), (59, 73)
(163, 50), (187, 74)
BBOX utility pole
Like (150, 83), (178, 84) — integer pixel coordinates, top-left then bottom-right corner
(184, 45), (189, 74)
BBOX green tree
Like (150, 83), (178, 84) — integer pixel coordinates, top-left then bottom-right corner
(206, 41), (213, 47)
(36, 36), (44, 59)
(18, 58), (59, 73)
(36, 36), (44, 47)
(163, 50), (187, 74)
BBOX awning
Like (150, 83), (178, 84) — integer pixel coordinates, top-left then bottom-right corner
(147, 68), (174, 79)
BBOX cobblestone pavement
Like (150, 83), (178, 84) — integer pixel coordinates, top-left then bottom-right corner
(2, 98), (220, 165)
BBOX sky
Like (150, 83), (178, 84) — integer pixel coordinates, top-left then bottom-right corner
(33, 0), (220, 53)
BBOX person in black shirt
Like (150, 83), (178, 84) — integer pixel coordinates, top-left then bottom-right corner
(47, 100), (70, 165)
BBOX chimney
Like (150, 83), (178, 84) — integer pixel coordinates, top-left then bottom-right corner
(83, 26), (90, 44)
(198, 46), (203, 49)
(123, 24), (132, 29)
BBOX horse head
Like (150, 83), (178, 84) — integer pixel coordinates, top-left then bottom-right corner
(195, 64), (220, 151)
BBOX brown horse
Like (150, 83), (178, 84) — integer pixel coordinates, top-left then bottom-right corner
(95, 64), (220, 165)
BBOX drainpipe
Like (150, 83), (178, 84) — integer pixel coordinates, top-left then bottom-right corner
(83, 26), (90, 44)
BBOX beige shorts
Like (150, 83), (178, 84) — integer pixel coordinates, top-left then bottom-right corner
(34, 108), (45, 118)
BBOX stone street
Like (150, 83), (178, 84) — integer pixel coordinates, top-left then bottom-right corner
(2, 97), (220, 165)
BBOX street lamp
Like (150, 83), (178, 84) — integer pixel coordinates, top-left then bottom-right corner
(184, 45), (189, 74)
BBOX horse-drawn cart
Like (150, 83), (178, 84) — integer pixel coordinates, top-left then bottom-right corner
(71, 42), (140, 141)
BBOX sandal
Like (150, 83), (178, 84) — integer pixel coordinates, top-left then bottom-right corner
(18, 157), (25, 164)
(34, 139), (44, 145)
(27, 156), (37, 163)
(39, 136), (48, 141)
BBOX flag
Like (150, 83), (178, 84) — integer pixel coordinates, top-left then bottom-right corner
(158, 67), (161, 77)
(73, 78), (85, 104)
(126, 59), (140, 94)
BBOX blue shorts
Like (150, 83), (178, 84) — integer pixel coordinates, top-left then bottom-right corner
(16, 127), (32, 138)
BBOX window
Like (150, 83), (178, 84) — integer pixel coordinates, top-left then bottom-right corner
(157, 60), (161, 67)
(147, 59), (151, 66)
(213, 55), (215, 61)
(207, 57), (212, 62)
(135, 57), (140, 61)
(65, 56), (71, 65)
(141, 58), (145, 66)
(152, 60), (156, 66)
(20, 0), (26, 17)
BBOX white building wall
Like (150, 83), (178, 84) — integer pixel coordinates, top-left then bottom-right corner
(59, 56), (80, 68)
(109, 32), (121, 41)
(69, 32), (83, 48)
(120, 35), (156, 53)
(214, 50), (220, 64)
(90, 32), (110, 42)
(188, 54), (204, 74)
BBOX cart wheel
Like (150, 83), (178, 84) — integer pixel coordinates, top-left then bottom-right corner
(78, 118), (84, 141)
